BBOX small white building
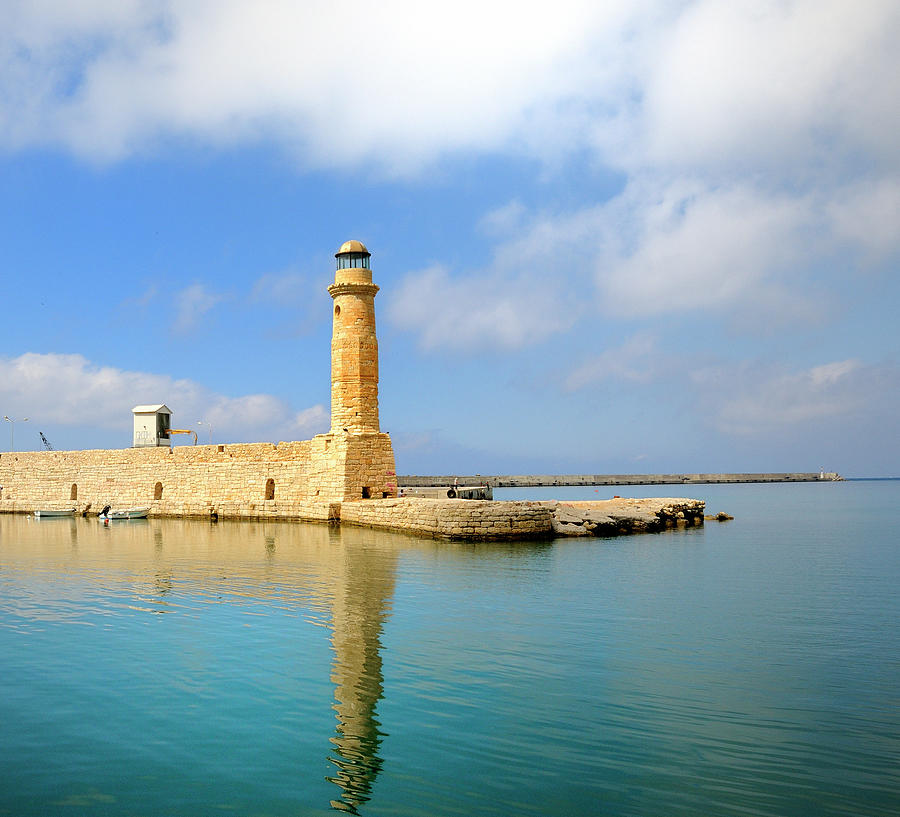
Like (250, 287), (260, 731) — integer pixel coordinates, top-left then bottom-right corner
(132, 405), (172, 448)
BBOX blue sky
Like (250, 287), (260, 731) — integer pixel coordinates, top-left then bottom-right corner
(0, 1), (898, 477)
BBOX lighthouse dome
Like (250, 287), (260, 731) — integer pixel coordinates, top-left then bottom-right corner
(335, 239), (371, 270)
(336, 239), (369, 256)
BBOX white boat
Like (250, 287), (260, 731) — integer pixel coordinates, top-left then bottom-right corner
(34, 508), (76, 518)
(99, 506), (150, 521)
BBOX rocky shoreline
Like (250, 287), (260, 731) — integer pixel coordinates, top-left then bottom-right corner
(545, 498), (706, 537)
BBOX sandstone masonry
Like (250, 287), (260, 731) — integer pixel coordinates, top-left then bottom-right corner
(0, 239), (706, 541)
(338, 497), (706, 540)
(0, 433), (395, 520)
(0, 240), (396, 521)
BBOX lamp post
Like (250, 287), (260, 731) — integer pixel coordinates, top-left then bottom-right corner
(3, 416), (28, 451)
(197, 420), (213, 444)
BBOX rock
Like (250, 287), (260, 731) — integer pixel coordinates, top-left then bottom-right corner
(550, 497), (708, 537)
(607, 510), (659, 527)
(581, 510), (616, 526)
(583, 514), (618, 535)
(551, 517), (590, 536)
(704, 512), (734, 521)
(555, 504), (588, 525)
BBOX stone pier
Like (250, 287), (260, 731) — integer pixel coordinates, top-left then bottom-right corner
(337, 497), (705, 540)
(0, 239), (710, 541)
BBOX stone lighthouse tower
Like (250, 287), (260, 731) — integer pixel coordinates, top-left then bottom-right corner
(313, 240), (396, 502)
(329, 240), (380, 433)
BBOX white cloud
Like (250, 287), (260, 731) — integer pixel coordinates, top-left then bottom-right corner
(0, 1), (895, 180)
(0, 352), (328, 443)
(199, 395), (328, 440)
(473, 171), (898, 330)
(293, 404), (329, 432)
(386, 165), (900, 348)
(120, 284), (159, 310)
(597, 180), (817, 316)
(635, 1), (900, 176)
(565, 333), (659, 391)
(479, 200), (528, 236)
(826, 177), (900, 263)
(691, 358), (896, 435)
(386, 263), (577, 351)
(2, 0), (898, 355)
(0, 0), (628, 171)
(172, 283), (225, 333)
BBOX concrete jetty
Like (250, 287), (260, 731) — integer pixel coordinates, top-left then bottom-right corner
(399, 472), (842, 488)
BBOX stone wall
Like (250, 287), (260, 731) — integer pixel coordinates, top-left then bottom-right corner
(337, 433), (397, 501)
(305, 432), (397, 502)
(0, 243), (401, 522)
(338, 497), (553, 540)
(0, 431), (397, 520)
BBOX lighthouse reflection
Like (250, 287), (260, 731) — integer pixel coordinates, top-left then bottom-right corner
(326, 531), (395, 813)
(1, 515), (398, 813)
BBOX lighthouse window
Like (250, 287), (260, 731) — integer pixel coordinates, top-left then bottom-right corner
(336, 253), (370, 270)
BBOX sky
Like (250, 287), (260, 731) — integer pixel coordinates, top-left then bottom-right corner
(0, 0), (898, 477)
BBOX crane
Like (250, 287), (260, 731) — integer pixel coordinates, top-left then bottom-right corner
(39, 431), (54, 451)
(168, 429), (198, 445)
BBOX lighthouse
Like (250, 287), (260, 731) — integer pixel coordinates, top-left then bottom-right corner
(328, 240), (381, 434)
(311, 240), (396, 502)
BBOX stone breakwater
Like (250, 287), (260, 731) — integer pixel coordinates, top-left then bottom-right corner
(340, 498), (550, 540)
(400, 472), (842, 487)
(338, 497), (705, 540)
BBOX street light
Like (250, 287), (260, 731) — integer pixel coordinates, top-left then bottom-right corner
(197, 420), (213, 444)
(3, 416), (28, 451)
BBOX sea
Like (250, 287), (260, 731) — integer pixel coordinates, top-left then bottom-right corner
(0, 479), (898, 816)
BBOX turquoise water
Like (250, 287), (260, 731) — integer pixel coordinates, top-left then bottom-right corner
(1, 480), (898, 816)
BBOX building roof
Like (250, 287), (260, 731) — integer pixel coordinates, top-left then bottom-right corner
(335, 239), (370, 256)
(132, 404), (172, 414)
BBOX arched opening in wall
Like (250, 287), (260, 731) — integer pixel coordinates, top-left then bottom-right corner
(362, 486), (371, 499)
(265, 479), (275, 501)
(70, 484), (77, 500)
(154, 482), (163, 501)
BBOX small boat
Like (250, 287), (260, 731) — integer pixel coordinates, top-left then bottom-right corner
(99, 506), (150, 521)
(34, 508), (76, 518)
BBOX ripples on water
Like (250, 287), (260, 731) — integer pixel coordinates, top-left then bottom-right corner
(1, 480), (899, 816)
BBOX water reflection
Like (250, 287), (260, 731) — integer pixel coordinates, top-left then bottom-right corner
(0, 514), (397, 813)
(326, 531), (396, 813)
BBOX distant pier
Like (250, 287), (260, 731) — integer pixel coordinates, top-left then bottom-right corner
(398, 472), (843, 488)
